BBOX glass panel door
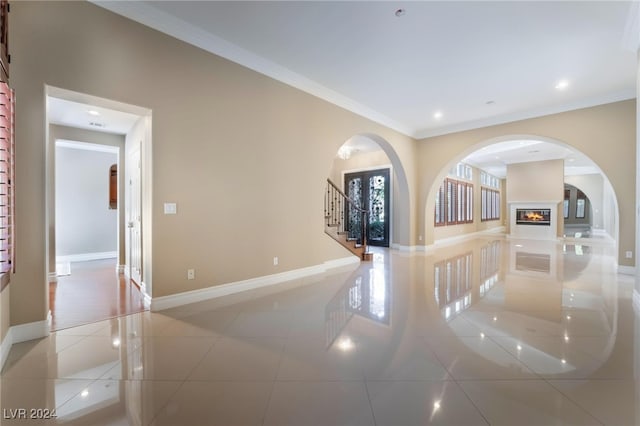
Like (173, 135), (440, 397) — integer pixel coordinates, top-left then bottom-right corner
(344, 168), (390, 247)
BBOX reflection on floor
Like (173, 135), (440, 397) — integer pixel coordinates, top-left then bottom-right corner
(49, 259), (148, 331)
(4, 237), (639, 425)
(563, 224), (610, 240)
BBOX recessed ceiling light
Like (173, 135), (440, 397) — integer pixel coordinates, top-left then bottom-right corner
(434, 111), (443, 120)
(567, 158), (575, 162)
(555, 80), (569, 90)
(395, 8), (406, 17)
(87, 110), (100, 116)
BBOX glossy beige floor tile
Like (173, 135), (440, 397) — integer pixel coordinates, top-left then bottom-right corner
(2, 237), (638, 425)
(0, 378), (92, 424)
(264, 381), (374, 426)
(427, 335), (537, 380)
(490, 334), (605, 378)
(151, 381), (273, 426)
(277, 336), (365, 381)
(103, 336), (215, 381)
(56, 379), (181, 425)
(458, 380), (601, 425)
(158, 308), (239, 337)
(224, 310), (294, 337)
(549, 379), (640, 425)
(367, 380), (489, 426)
(189, 337), (285, 381)
(358, 335), (451, 381)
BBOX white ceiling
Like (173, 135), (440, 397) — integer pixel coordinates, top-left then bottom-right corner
(86, 1), (636, 177)
(48, 97), (141, 135)
(462, 140), (598, 178)
(95, 0), (637, 139)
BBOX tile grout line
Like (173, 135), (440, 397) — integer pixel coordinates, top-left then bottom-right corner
(543, 378), (607, 426)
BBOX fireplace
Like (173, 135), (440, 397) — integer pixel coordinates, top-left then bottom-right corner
(516, 208), (551, 226)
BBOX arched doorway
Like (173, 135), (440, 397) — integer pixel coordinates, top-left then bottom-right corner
(328, 133), (411, 251)
(423, 136), (620, 251)
(563, 183), (594, 238)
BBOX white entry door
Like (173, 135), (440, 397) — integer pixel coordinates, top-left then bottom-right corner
(129, 143), (142, 285)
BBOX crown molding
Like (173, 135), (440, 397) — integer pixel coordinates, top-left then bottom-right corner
(92, 1), (638, 142)
(415, 90), (636, 139)
(91, 1), (414, 137)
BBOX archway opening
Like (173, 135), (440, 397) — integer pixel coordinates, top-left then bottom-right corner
(423, 136), (619, 254)
(563, 183), (595, 239)
(328, 134), (411, 250)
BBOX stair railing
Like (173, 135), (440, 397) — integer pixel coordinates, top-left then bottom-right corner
(325, 179), (368, 255)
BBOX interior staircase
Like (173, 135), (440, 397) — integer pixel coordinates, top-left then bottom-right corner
(324, 179), (372, 261)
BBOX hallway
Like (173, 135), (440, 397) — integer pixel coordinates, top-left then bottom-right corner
(49, 259), (148, 331)
(3, 237), (638, 425)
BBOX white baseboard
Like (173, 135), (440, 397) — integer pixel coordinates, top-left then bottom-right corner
(116, 264), (125, 274)
(150, 256), (360, 312)
(399, 227), (507, 252)
(633, 289), (640, 314)
(390, 244), (423, 252)
(617, 265), (636, 275)
(56, 251), (117, 263)
(12, 318), (50, 344)
(1, 315), (51, 370)
(48, 272), (58, 283)
(0, 328), (12, 370)
(136, 281), (152, 309)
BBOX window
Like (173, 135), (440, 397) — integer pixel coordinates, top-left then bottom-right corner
(563, 189), (570, 219)
(435, 184), (445, 226)
(435, 178), (473, 226)
(0, 81), (14, 289)
(480, 171), (500, 189)
(481, 188), (500, 221)
(451, 162), (473, 181)
(480, 171), (500, 222)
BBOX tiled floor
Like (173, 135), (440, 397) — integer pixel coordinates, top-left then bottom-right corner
(2, 236), (639, 425)
(49, 259), (148, 331)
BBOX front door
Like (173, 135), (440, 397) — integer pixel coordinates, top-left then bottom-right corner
(344, 168), (390, 247)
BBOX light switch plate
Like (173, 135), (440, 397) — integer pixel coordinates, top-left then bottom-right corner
(164, 203), (177, 215)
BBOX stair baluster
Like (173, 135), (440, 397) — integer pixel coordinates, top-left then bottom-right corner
(324, 179), (371, 261)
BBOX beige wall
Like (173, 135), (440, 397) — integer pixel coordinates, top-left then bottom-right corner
(329, 150), (391, 185)
(10, 1), (417, 325)
(507, 159), (564, 238)
(506, 160), (564, 203)
(418, 100), (635, 266)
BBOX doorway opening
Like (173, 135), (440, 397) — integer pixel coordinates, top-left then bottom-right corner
(423, 136), (619, 254)
(344, 168), (390, 247)
(46, 86), (152, 330)
(563, 183), (597, 239)
(329, 132), (412, 251)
